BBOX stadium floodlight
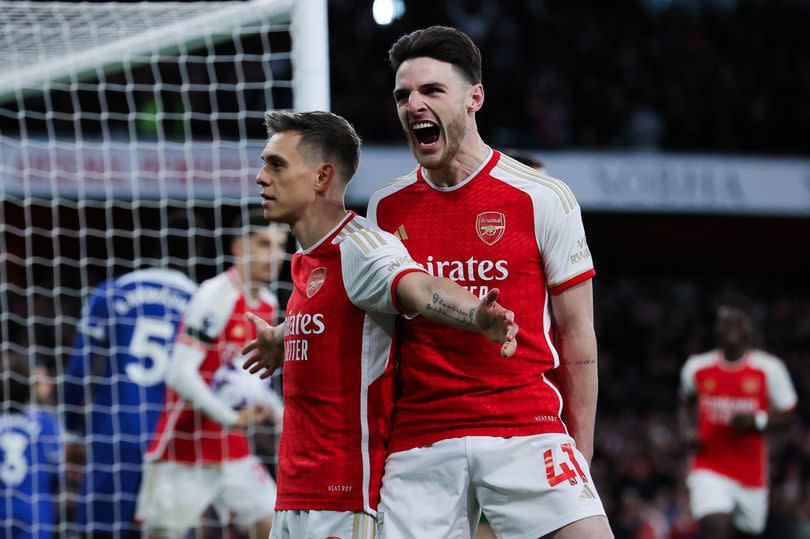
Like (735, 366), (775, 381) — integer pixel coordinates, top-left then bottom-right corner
(372, 0), (406, 26)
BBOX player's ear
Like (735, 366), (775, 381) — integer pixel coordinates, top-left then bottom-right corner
(467, 83), (484, 113)
(314, 163), (337, 193)
(230, 235), (244, 258)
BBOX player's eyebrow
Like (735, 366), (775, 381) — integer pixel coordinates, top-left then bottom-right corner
(261, 152), (288, 168)
(419, 82), (446, 92)
(393, 82), (446, 101)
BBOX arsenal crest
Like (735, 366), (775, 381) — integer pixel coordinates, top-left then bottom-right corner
(306, 267), (327, 298)
(742, 376), (761, 394)
(476, 212), (506, 245)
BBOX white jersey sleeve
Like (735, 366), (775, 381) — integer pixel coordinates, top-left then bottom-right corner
(534, 185), (593, 293)
(165, 342), (238, 426)
(181, 275), (238, 346)
(339, 224), (425, 315)
(679, 353), (713, 398)
(751, 351), (798, 412)
(680, 358), (696, 398)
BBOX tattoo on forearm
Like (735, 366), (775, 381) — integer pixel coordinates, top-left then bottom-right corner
(426, 293), (477, 329)
(561, 359), (596, 366)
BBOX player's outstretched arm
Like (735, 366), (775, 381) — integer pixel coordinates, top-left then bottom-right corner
(242, 313), (286, 379)
(395, 272), (518, 358)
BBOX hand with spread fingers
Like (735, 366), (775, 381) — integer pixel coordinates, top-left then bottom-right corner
(242, 312), (285, 379)
(474, 288), (519, 358)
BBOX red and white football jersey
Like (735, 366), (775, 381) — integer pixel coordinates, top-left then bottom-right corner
(146, 268), (277, 464)
(276, 212), (424, 514)
(368, 149), (595, 453)
(680, 349), (797, 487)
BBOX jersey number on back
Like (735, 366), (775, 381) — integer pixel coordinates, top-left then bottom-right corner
(127, 318), (175, 386)
(0, 432), (29, 486)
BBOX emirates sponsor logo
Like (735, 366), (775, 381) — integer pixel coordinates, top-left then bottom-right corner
(701, 395), (758, 424)
(424, 255), (509, 281)
(305, 267), (327, 298)
(285, 312), (325, 335)
(476, 211), (506, 245)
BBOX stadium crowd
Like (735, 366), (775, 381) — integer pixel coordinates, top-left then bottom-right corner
(5, 1), (807, 156)
(329, 0), (810, 153)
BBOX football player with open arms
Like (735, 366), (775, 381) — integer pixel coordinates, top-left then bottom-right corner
(241, 110), (519, 539)
(134, 208), (287, 539)
(364, 26), (611, 539)
(679, 296), (796, 539)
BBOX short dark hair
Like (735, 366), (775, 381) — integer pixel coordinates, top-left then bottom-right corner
(1, 353), (31, 411)
(389, 26), (482, 85)
(264, 110), (361, 184)
(503, 149), (544, 171)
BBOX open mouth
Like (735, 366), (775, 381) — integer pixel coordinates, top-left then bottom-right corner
(412, 121), (440, 147)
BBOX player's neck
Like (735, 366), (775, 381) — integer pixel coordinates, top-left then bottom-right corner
(721, 346), (747, 363)
(423, 132), (489, 187)
(292, 200), (348, 251)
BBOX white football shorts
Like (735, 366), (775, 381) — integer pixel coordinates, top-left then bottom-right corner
(135, 455), (276, 535)
(378, 433), (606, 539)
(270, 509), (377, 539)
(686, 469), (768, 534)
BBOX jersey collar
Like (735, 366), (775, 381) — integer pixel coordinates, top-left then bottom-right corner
(418, 147), (498, 192)
(300, 211), (356, 255)
(715, 348), (752, 370)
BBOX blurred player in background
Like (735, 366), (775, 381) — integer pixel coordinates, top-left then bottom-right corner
(679, 295), (797, 539)
(367, 26), (612, 538)
(63, 211), (200, 539)
(241, 110), (518, 539)
(1, 353), (61, 539)
(135, 208), (287, 539)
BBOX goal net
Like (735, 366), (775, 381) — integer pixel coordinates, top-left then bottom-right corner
(0, 0), (327, 536)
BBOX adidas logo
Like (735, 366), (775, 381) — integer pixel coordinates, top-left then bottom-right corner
(579, 484), (597, 500)
(392, 224), (408, 241)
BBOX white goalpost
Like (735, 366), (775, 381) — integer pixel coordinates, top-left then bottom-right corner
(0, 0), (327, 536)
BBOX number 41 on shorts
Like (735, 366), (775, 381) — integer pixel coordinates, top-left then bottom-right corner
(544, 443), (588, 487)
